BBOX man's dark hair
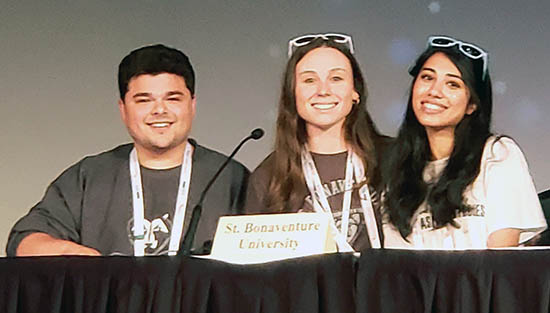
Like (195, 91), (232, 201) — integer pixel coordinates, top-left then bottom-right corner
(118, 44), (195, 99)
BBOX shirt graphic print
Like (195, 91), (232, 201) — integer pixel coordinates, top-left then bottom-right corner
(127, 165), (180, 256)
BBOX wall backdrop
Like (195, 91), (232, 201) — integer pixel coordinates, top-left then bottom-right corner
(1, 0), (549, 254)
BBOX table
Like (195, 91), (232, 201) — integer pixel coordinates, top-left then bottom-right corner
(2, 249), (550, 313)
(356, 249), (550, 313)
(0, 253), (355, 313)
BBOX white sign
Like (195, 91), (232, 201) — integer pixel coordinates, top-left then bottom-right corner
(209, 212), (337, 264)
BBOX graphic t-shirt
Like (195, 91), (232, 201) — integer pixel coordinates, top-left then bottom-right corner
(127, 166), (180, 256)
(383, 136), (547, 249)
(245, 151), (382, 251)
(301, 152), (380, 250)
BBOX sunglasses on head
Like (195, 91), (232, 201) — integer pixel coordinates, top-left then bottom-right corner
(428, 35), (488, 81)
(287, 33), (354, 58)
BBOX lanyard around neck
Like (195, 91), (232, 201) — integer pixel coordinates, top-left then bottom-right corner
(301, 147), (381, 250)
(129, 142), (194, 256)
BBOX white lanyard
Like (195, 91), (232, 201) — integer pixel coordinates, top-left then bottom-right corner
(353, 159), (382, 249)
(129, 142), (194, 256)
(301, 147), (381, 250)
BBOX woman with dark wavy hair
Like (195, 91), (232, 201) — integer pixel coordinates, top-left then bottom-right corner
(244, 33), (388, 251)
(382, 35), (546, 249)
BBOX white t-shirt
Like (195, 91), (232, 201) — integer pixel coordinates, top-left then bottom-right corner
(383, 136), (547, 249)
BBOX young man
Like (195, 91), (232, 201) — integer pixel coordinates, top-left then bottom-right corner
(7, 44), (249, 256)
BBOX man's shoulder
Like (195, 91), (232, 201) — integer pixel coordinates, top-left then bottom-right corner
(74, 143), (132, 173)
(192, 140), (249, 173)
(81, 143), (132, 163)
(50, 144), (131, 179)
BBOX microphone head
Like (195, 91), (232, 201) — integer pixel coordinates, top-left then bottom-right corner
(250, 128), (265, 140)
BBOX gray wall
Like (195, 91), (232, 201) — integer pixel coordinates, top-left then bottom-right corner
(1, 0), (549, 254)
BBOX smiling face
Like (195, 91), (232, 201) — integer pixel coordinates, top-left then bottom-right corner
(412, 52), (476, 133)
(294, 47), (359, 135)
(118, 73), (196, 156)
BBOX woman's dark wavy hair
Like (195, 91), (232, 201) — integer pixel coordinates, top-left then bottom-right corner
(265, 37), (382, 212)
(382, 44), (493, 239)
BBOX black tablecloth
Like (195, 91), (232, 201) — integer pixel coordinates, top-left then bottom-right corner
(2, 249), (550, 313)
(0, 253), (355, 313)
(356, 249), (550, 313)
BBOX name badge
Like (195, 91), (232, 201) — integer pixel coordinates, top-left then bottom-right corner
(209, 212), (336, 264)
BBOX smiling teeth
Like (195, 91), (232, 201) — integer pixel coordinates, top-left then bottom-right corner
(313, 103), (336, 110)
(423, 103), (444, 110)
(151, 123), (170, 127)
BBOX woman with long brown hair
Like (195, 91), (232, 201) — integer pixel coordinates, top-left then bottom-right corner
(244, 33), (387, 251)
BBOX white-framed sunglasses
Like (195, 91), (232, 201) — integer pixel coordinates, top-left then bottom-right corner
(287, 33), (354, 58)
(428, 35), (489, 80)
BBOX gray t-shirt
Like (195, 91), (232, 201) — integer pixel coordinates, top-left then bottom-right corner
(6, 141), (250, 256)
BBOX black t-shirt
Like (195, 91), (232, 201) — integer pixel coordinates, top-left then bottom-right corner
(127, 166), (180, 256)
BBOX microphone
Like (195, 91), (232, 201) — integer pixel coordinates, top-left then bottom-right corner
(179, 128), (264, 256)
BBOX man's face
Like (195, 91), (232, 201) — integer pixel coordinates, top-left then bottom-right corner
(119, 73), (196, 155)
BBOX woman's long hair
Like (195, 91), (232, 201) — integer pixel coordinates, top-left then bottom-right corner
(382, 46), (493, 238)
(265, 37), (382, 212)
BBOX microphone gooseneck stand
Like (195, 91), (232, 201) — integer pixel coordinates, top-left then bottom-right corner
(179, 128), (264, 256)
